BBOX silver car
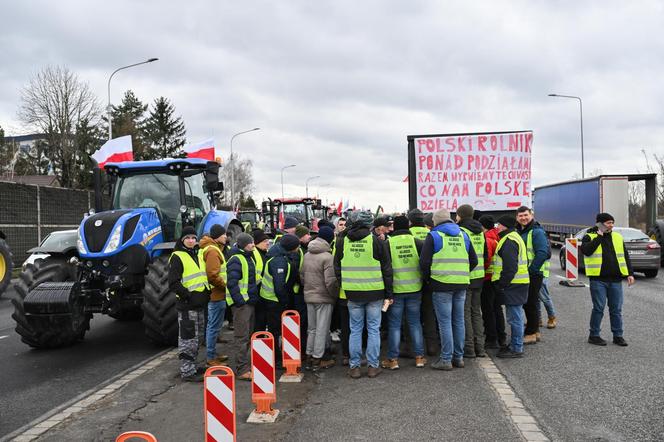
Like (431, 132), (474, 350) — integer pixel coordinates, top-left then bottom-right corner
(559, 227), (659, 278)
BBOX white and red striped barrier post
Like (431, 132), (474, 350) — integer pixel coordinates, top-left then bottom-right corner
(248, 331), (279, 422)
(561, 237), (585, 287)
(280, 310), (303, 382)
(204, 366), (236, 442)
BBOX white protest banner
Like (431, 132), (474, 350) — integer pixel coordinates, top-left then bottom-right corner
(411, 131), (532, 212)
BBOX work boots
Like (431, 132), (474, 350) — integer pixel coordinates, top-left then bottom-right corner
(547, 316), (557, 329)
(524, 334), (537, 345)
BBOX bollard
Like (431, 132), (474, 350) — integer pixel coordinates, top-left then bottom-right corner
(280, 310), (303, 383)
(560, 238), (585, 287)
(247, 331), (279, 423)
(116, 431), (158, 442)
(204, 366), (236, 442)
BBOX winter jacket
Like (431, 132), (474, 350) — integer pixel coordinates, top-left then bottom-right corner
(581, 227), (634, 281)
(168, 240), (210, 311)
(200, 235), (227, 302)
(420, 221), (478, 292)
(263, 242), (295, 306)
(483, 228), (499, 281)
(387, 230), (423, 296)
(333, 224), (393, 302)
(226, 246), (259, 306)
(302, 237), (339, 304)
(517, 220), (550, 275)
(458, 218), (487, 289)
(494, 228), (528, 305)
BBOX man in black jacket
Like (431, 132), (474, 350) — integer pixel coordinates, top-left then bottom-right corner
(168, 226), (210, 381)
(581, 213), (635, 346)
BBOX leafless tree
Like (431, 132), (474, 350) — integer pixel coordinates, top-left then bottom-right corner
(18, 65), (101, 187)
(219, 154), (254, 207)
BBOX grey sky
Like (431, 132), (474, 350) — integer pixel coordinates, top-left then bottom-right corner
(1, 1), (662, 210)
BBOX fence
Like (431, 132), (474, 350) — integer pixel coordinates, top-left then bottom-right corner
(0, 181), (96, 267)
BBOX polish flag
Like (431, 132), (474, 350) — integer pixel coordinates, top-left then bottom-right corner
(336, 200), (343, 216)
(92, 136), (133, 168)
(183, 138), (215, 161)
(278, 205), (285, 229)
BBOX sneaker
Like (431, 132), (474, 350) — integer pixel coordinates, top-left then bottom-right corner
(182, 372), (204, 382)
(319, 358), (335, 369)
(431, 359), (453, 371)
(381, 358), (400, 370)
(330, 330), (341, 343)
(304, 355), (313, 371)
(588, 335), (607, 346)
(524, 334), (537, 345)
(613, 337), (628, 347)
(452, 359), (465, 368)
(496, 348), (524, 358)
(348, 367), (361, 379)
(311, 358), (321, 372)
(547, 316), (557, 329)
(415, 356), (427, 368)
(485, 340), (499, 350)
(237, 371), (252, 381)
(367, 366), (383, 378)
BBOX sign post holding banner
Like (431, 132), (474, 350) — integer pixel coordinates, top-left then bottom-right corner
(407, 131), (533, 212)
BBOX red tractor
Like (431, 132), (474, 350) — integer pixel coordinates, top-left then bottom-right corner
(261, 197), (330, 236)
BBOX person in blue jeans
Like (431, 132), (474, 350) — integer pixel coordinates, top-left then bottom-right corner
(382, 216), (426, 369)
(537, 278), (557, 329)
(493, 216), (530, 358)
(334, 210), (393, 379)
(580, 212), (635, 346)
(420, 208), (477, 371)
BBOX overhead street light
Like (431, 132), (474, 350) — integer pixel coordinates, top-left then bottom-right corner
(281, 164), (296, 199)
(230, 127), (260, 208)
(548, 93), (585, 178)
(107, 58), (159, 140)
(305, 175), (320, 198)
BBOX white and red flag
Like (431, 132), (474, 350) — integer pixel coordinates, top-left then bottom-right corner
(183, 138), (215, 161)
(92, 136), (133, 167)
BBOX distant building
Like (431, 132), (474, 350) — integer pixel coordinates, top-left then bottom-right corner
(3, 133), (48, 152)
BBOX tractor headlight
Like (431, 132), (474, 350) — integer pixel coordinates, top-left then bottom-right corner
(77, 230), (86, 254)
(103, 225), (123, 254)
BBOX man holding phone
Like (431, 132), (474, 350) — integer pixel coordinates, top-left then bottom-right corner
(581, 212), (635, 346)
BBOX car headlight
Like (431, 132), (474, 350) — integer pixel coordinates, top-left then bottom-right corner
(77, 230), (86, 254)
(103, 225), (123, 254)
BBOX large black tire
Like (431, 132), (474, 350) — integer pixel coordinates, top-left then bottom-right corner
(643, 269), (658, 278)
(0, 238), (13, 297)
(11, 258), (90, 348)
(647, 220), (664, 266)
(142, 255), (178, 346)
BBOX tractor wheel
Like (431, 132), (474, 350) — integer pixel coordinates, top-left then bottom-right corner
(647, 220), (664, 266)
(11, 258), (90, 348)
(0, 238), (13, 297)
(109, 306), (144, 321)
(226, 223), (243, 246)
(142, 255), (178, 346)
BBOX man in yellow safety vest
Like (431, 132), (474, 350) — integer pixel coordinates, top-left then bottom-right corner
(581, 212), (634, 347)
(168, 226), (210, 382)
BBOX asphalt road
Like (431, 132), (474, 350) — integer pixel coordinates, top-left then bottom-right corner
(0, 283), (166, 438)
(493, 257), (664, 441)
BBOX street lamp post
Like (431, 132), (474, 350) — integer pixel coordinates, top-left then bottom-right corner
(230, 127), (260, 208)
(548, 93), (585, 178)
(305, 175), (320, 198)
(107, 58), (159, 140)
(281, 164), (296, 199)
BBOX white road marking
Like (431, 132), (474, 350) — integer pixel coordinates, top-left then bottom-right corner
(479, 358), (551, 442)
(0, 335), (8, 340)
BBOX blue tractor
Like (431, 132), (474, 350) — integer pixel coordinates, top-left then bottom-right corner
(12, 158), (243, 348)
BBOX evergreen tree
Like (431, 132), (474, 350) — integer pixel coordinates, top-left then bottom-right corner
(73, 118), (105, 188)
(110, 90), (149, 160)
(144, 97), (186, 159)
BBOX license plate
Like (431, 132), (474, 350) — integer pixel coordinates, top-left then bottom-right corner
(630, 250), (647, 255)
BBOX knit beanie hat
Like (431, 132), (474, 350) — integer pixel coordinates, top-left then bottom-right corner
(210, 224), (226, 240)
(496, 215), (516, 229)
(284, 216), (299, 229)
(407, 208), (424, 225)
(373, 216), (389, 228)
(295, 225), (310, 238)
(433, 209), (452, 226)
(280, 234), (300, 251)
(251, 229), (269, 245)
(236, 233), (254, 250)
(180, 226), (197, 239)
(479, 215), (496, 230)
(317, 219), (335, 230)
(596, 212), (615, 223)
(393, 215), (410, 231)
(317, 226), (334, 244)
(456, 204), (474, 220)
(355, 211), (374, 227)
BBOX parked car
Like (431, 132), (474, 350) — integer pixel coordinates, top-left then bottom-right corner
(559, 227), (659, 278)
(22, 230), (78, 270)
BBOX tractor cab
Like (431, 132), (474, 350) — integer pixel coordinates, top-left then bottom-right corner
(238, 209), (264, 232)
(262, 197), (325, 234)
